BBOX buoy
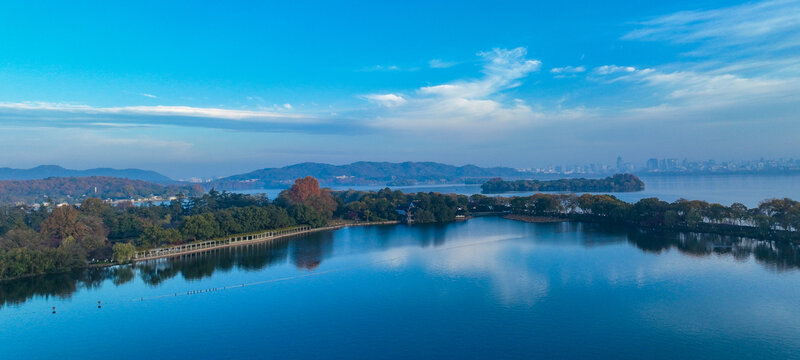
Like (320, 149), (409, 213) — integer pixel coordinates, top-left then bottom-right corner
(52, 306), (56, 314)
(98, 301), (102, 309)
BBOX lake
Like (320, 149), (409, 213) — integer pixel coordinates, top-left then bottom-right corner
(3, 217), (800, 359)
(240, 174), (800, 208)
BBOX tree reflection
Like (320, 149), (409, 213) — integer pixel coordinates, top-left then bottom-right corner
(0, 267), (108, 308)
(110, 266), (135, 286)
(291, 232), (334, 270)
(627, 229), (800, 271)
(4, 223), (800, 308)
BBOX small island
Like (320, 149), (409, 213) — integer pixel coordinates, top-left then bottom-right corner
(480, 174), (645, 194)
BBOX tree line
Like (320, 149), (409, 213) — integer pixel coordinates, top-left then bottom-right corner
(504, 193), (800, 240)
(0, 177), (467, 279)
(1, 175), (797, 280)
(481, 174), (645, 193)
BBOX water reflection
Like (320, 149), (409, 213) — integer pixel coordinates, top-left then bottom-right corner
(0, 267), (120, 308)
(292, 232), (334, 270)
(627, 229), (800, 272)
(3, 220), (800, 308)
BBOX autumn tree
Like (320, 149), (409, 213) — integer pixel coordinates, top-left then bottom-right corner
(40, 206), (81, 244)
(281, 177), (337, 218)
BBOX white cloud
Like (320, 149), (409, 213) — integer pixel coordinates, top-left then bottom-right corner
(141, 93), (157, 98)
(429, 59), (457, 68)
(0, 102), (311, 122)
(551, 66), (586, 74)
(598, 0), (800, 126)
(593, 65), (637, 75)
(627, 69), (800, 114)
(624, 0), (800, 61)
(282, 103), (293, 110)
(362, 65), (402, 72)
(364, 47), (547, 135)
(625, 0), (800, 45)
(364, 93), (407, 107)
(418, 47), (540, 99)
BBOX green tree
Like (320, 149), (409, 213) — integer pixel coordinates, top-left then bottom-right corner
(112, 243), (136, 263)
(289, 204), (327, 227)
(137, 225), (182, 247)
(180, 213), (219, 241)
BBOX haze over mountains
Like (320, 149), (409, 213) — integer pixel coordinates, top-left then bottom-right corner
(212, 161), (528, 189)
(0, 162), (534, 204)
(0, 162), (528, 188)
(0, 165), (174, 183)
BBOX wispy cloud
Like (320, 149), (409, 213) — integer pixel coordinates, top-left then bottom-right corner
(0, 102), (308, 121)
(630, 69), (800, 116)
(363, 93), (407, 107)
(593, 65), (637, 75)
(141, 93), (157, 99)
(0, 102), (368, 134)
(551, 66), (585, 74)
(372, 65), (399, 71)
(551, 66), (586, 78)
(362, 47), (551, 135)
(607, 0), (800, 122)
(624, 0), (800, 59)
(359, 64), (420, 72)
(429, 59), (457, 69)
(418, 48), (540, 99)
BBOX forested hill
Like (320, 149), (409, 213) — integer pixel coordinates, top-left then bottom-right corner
(213, 161), (527, 189)
(481, 174), (645, 194)
(0, 165), (174, 183)
(0, 176), (203, 204)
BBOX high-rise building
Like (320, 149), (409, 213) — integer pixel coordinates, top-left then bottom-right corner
(647, 158), (659, 170)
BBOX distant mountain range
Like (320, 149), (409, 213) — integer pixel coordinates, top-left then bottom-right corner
(0, 165), (174, 184)
(212, 161), (529, 189)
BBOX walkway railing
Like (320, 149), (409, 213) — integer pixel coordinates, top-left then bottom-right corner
(133, 225), (311, 261)
(132, 220), (400, 262)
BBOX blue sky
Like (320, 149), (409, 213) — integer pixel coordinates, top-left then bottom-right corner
(1, 0), (798, 178)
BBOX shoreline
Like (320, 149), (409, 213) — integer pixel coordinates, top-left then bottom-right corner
(503, 214), (568, 223)
(131, 220), (400, 263)
(3, 214), (796, 282)
(0, 221), (401, 282)
(0, 216), (562, 282)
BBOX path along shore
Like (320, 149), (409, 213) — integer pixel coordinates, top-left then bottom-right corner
(131, 220), (400, 263)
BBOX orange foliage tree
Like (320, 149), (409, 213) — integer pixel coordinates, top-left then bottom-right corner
(284, 176), (337, 218)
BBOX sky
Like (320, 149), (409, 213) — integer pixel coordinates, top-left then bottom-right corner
(0, 0), (798, 179)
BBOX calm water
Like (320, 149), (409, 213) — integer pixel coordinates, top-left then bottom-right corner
(3, 217), (800, 359)
(243, 174), (800, 207)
